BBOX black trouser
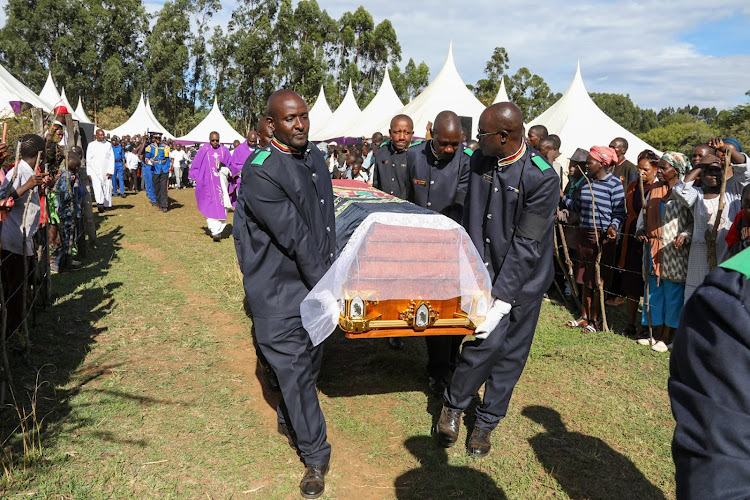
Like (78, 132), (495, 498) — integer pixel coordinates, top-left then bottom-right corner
(253, 315), (331, 466)
(152, 171), (168, 209)
(426, 335), (463, 378)
(445, 298), (543, 430)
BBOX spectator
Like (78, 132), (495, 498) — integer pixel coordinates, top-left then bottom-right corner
(617, 149), (659, 337)
(635, 152), (693, 352)
(562, 146), (625, 332)
(527, 124), (548, 149)
(725, 184), (750, 258)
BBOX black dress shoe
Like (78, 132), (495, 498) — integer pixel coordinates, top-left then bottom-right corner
(277, 422), (296, 449)
(436, 406), (462, 447)
(428, 376), (446, 397)
(299, 464), (329, 499)
(467, 427), (492, 457)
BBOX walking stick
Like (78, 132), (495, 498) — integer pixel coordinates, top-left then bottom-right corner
(557, 222), (581, 306)
(706, 149), (730, 270)
(553, 223), (581, 311)
(578, 165), (609, 332)
(20, 151), (43, 359)
(639, 173), (654, 345)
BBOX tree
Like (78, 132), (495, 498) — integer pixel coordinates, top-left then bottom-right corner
(473, 47), (509, 105)
(507, 67), (560, 120)
(97, 106), (131, 130)
(590, 93), (659, 134)
(640, 121), (719, 156)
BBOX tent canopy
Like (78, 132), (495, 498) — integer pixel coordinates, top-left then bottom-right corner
(527, 62), (659, 164)
(0, 63), (53, 116)
(175, 97), (243, 145)
(307, 86), (333, 135)
(39, 72), (63, 109)
(309, 81), (361, 142)
(109, 93), (174, 138)
(75, 96), (93, 124)
(145, 98), (175, 139)
(59, 88), (83, 122)
(373, 43), (486, 141)
(492, 77), (509, 104)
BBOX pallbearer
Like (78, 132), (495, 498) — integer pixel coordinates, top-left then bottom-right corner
(436, 103), (559, 457)
(407, 110), (471, 395)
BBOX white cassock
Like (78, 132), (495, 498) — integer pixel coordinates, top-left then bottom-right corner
(86, 140), (115, 207)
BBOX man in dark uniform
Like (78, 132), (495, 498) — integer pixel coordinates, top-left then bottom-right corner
(435, 102), (559, 457)
(669, 247), (750, 499)
(237, 90), (335, 499)
(407, 110), (471, 394)
(144, 132), (171, 212)
(372, 114), (414, 199)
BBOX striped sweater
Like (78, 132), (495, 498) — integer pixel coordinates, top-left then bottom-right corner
(563, 173), (626, 231)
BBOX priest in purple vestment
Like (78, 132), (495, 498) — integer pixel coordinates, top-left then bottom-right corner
(228, 130), (258, 205)
(189, 131), (233, 241)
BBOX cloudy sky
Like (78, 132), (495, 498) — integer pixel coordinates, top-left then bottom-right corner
(3, 0), (750, 111)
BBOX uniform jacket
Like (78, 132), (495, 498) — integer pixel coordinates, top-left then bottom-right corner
(238, 139), (336, 319)
(463, 144), (560, 305)
(407, 140), (471, 223)
(145, 143), (171, 174)
(372, 140), (410, 199)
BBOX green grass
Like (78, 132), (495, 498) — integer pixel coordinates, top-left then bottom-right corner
(0, 189), (675, 499)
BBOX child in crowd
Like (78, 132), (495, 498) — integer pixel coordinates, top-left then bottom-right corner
(52, 153), (85, 273)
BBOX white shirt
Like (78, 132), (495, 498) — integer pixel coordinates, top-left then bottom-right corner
(125, 151), (139, 171)
(86, 140), (115, 179)
(170, 149), (187, 167)
(0, 159), (40, 256)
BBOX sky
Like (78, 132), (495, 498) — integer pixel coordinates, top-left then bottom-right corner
(2, 0), (750, 112)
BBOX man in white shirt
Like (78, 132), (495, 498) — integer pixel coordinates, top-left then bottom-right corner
(86, 128), (114, 211)
(169, 144), (187, 189)
(124, 145), (140, 192)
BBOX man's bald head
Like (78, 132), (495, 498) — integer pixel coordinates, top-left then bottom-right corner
(209, 131), (220, 148)
(478, 102), (525, 158)
(609, 137), (628, 161)
(389, 114), (414, 152)
(432, 110), (463, 161)
(266, 89), (309, 150)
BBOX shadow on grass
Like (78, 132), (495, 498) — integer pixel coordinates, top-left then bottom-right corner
(0, 223), (169, 482)
(394, 435), (506, 499)
(522, 405), (666, 499)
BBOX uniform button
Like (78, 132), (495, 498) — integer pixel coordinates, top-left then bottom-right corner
(494, 187), (499, 192)
(329, 253), (334, 258)
(487, 213), (492, 219)
(485, 237), (490, 243)
(390, 191), (394, 194)
(484, 262), (489, 267)
(430, 180), (435, 185)
(391, 177), (395, 181)
(326, 226), (331, 232)
(320, 199), (324, 204)
(427, 202), (432, 207)
(312, 173), (317, 178)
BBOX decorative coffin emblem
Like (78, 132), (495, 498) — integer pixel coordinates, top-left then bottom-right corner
(399, 301), (439, 331)
(350, 296), (365, 318)
(415, 304), (429, 328)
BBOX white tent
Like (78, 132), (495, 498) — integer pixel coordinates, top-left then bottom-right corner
(527, 62), (658, 164)
(145, 98), (174, 139)
(309, 81), (361, 142)
(373, 43), (486, 140)
(307, 86), (333, 134)
(319, 68), (404, 140)
(109, 93), (173, 138)
(0, 63), (53, 116)
(492, 77), (510, 104)
(175, 97), (243, 145)
(75, 96), (93, 124)
(59, 88), (83, 122)
(39, 72), (64, 109)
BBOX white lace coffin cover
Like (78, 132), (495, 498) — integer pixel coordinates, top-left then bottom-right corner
(301, 212), (492, 346)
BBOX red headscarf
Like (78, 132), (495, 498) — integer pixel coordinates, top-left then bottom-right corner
(589, 146), (618, 166)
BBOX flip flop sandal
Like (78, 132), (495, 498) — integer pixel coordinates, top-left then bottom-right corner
(581, 321), (601, 333)
(567, 318), (589, 328)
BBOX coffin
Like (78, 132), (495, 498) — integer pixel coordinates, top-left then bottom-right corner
(301, 180), (491, 342)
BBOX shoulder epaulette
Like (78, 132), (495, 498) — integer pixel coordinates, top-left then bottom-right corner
(531, 154), (551, 172)
(250, 150), (271, 166)
(381, 139), (391, 146)
(409, 140), (424, 148)
(720, 247), (750, 278)
(463, 147), (474, 157)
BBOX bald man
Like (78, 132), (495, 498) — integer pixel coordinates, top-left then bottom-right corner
(609, 137), (637, 187)
(407, 110), (471, 394)
(372, 114), (414, 199)
(86, 128), (114, 211)
(436, 103), (559, 458)
(236, 90), (335, 499)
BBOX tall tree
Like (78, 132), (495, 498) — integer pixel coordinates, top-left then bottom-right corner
(506, 67), (559, 120)
(473, 47), (509, 105)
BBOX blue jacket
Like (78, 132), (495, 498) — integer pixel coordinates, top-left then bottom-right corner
(145, 143), (171, 174)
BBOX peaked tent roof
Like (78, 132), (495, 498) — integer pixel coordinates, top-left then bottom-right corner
(0, 63), (53, 116)
(60, 88), (83, 122)
(145, 99), (174, 139)
(492, 77), (509, 104)
(175, 97), (243, 145)
(39, 72), (63, 109)
(309, 81), (361, 142)
(109, 93), (174, 138)
(320, 68), (404, 140)
(373, 43), (486, 140)
(307, 86), (333, 134)
(527, 62), (658, 164)
(75, 96), (93, 124)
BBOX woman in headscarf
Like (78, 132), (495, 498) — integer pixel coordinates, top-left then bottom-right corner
(673, 138), (750, 302)
(618, 150), (659, 338)
(562, 146), (626, 332)
(635, 152), (693, 352)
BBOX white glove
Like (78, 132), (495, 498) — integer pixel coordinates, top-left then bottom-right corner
(474, 299), (512, 339)
(318, 290), (341, 321)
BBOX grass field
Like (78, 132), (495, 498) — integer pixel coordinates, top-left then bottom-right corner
(0, 188), (674, 499)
